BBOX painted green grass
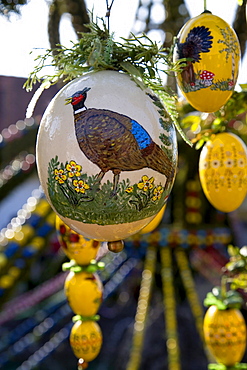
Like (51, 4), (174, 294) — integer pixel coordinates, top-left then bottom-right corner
(47, 156), (168, 225)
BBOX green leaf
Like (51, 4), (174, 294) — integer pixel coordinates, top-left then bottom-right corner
(120, 61), (144, 79)
(228, 244), (240, 257)
(224, 298), (243, 309)
(195, 139), (205, 150)
(181, 115), (201, 129)
(231, 277), (247, 290)
(226, 259), (245, 272)
(240, 83), (247, 91)
(156, 90), (193, 147)
(204, 287), (243, 310)
(204, 292), (227, 310)
(147, 65), (155, 79)
(209, 364), (247, 370)
(71, 265), (83, 273)
(224, 290), (244, 308)
(72, 314), (100, 322)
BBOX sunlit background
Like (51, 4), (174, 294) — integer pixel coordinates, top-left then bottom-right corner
(1, 0), (245, 83)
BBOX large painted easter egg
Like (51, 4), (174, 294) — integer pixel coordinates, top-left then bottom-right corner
(70, 320), (102, 362)
(173, 11), (241, 112)
(36, 70), (177, 241)
(199, 132), (247, 212)
(55, 216), (100, 265)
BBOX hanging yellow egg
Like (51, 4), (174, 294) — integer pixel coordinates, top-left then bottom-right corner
(65, 271), (103, 316)
(140, 204), (166, 234)
(203, 305), (246, 366)
(70, 320), (103, 362)
(199, 132), (247, 212)
(36, 70), (177, 242)
(56, 216), (100, 265)
(173, 11), (241, 112)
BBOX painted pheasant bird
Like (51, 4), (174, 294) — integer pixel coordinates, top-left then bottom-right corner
(65, 87), (174, 194)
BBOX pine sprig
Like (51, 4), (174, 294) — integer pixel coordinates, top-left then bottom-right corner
(24, 16), (190, 144)
(24, 20), (184, 91)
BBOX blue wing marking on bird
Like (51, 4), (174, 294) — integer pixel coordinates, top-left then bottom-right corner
(131, 120), (152, 150)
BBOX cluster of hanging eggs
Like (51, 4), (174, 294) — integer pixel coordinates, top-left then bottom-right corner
(36, 70), (177, 246)
(174, 11), (247, 213)
(56, 216), (103, 368)
(173, 11), (241, 113)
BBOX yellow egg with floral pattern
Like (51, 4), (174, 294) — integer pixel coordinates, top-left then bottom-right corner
(173, 11), (241, 112)
(203, 305), (246, 366)
(56, 216), (100, 265)
(36, 70), (177, 242)
(70, 320), (102, 362)
(199, 132), (247, 212)
(64, 271), (103, 316)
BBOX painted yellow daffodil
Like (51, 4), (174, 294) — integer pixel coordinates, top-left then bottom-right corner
(66, 160), (82, 177)
(138, 175), (154, 191)
(54, 169), (67, 184)
(73, 179), (90, 193)
(152, 185), (164, 201)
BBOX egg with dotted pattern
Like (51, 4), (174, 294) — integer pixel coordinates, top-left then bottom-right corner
(199, 132), (247, 212)
(203, 305), (246, 366)
(70, 320), (103, 363)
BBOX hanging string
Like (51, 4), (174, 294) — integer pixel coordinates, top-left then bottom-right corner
(105, 0), (115, 31)
(204, 0), (207, 11)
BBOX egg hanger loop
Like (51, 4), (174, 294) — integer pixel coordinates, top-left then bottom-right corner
(202, 1), (211, 15)
(105, 0), (115, 31)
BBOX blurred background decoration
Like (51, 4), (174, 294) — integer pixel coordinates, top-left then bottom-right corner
(0, 0), (247, 369)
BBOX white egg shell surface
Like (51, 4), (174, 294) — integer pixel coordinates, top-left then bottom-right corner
(36, 70), (177, 241)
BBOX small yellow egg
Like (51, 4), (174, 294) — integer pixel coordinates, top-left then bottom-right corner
(70, 320), (102, 362)
(64, 271), (103, 316)
(140, 205), (166, 234)
(174, 12), (241, 112)
(203, 305), (246, 366)
(199, 132), (247, 212)
(56, 216), (100, 265)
